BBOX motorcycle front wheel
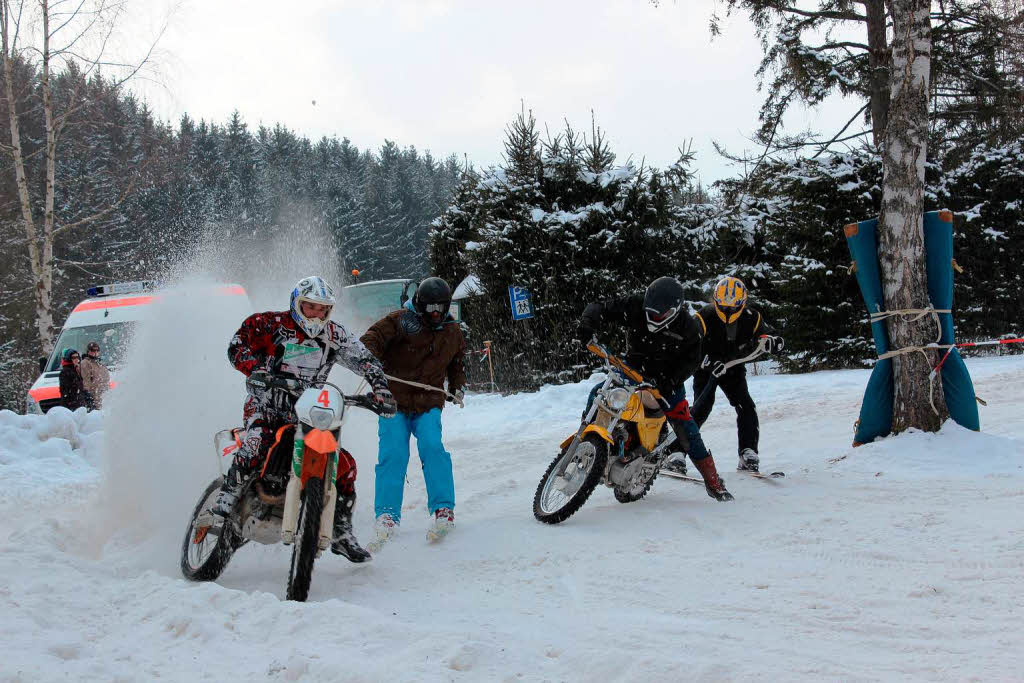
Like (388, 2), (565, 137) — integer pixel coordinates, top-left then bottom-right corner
(286, 476), (325, 602)
(180, 477), (239, 582)
(533, 434), (608, 524)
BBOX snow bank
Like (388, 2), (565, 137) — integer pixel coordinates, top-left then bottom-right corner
(830, 420), (1024, 478)
(0, 407), (102, 499)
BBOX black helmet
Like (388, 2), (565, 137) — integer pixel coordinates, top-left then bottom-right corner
(643, 277), (684, 333)
(414, 277), (452, 324)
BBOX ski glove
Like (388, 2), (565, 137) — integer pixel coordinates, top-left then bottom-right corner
(247, 370), (293, 412)
(761, 335), (785, 353)
(246, 369), (273, 393)
(447, 388), (466, 408)
(575, 323), (595, 344)
(373, 388), (398, 418)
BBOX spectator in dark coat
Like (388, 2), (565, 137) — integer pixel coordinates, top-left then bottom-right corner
(58, 348), (88, 411)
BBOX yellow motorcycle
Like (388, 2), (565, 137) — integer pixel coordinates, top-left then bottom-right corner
(533, 342), (681, 524)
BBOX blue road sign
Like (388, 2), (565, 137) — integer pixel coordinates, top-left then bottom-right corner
(508, 285), (534, 320)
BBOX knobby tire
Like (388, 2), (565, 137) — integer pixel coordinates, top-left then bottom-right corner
(533, 434), (608, 525)
(286, 476), (324, 602)
(180, 477), (239, 582)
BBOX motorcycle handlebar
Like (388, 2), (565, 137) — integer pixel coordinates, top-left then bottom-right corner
(344, 393), (384, 415)
(254, 377), (385, 414)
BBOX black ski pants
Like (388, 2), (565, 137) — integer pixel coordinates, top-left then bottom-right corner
(691, 365), (759, 455)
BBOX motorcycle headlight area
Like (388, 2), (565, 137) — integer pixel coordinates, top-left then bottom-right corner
(602, 387), (632, 412)
(307, 405), (337, 430)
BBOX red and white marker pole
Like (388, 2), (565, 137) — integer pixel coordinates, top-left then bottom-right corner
(931, 337), (1024, 378)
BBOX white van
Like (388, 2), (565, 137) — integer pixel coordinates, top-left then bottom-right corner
(26, 281), (249, 414)
(342, 278), (465, 333)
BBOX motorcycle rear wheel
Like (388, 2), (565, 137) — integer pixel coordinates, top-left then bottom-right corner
(286, 476), (325, 602)
(533, 434), (608, 524)
(180, 477), (239, 582)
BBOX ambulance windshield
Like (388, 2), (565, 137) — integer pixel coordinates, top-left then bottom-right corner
(47, 322), (137, 372)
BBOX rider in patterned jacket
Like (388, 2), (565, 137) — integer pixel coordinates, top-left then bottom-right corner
(199, 276), (397, 562)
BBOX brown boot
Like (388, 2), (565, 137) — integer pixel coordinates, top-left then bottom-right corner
(691, 454), (734, 502)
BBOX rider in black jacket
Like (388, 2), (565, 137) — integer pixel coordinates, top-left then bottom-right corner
(578, 277), (733, 501)
(690, 276), (783, 472)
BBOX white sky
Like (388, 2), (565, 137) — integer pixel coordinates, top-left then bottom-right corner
(130, 0), (863, 184)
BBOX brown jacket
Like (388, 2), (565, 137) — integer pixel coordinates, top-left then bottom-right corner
(80, 356), (110, 408)
(360, 307), (466, 414)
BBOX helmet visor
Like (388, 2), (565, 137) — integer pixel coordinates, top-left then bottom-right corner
(645, 306), (678, 329)
(716, 302), (743, 322)
(298, 299), (333, 321)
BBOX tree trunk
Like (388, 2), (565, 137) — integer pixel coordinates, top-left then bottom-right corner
(39, 0), (56, 354)
(878, 0), (947, 433)
(865, 0), (890, 147)
(1, 1), (55, 354)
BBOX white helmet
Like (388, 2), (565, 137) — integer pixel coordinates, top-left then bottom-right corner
(290, 276), (336, 338)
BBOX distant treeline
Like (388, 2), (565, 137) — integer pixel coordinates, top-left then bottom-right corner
(0, 59), (460, 409)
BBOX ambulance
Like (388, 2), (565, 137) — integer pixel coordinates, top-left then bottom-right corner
(26, 281), (249, 414)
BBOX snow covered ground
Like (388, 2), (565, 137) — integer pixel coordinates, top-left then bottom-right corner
(2, 352), (1024, 682)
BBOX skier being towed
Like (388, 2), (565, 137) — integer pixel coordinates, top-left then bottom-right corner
(577, 276), (733, 501)
(665, 276), (783, 475)
(197, 276), (398, 562)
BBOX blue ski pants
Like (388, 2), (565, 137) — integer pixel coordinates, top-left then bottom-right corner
(374, 408), (454, 522)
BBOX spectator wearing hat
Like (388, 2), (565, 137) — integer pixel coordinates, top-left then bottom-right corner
(81, 341), (110, 409)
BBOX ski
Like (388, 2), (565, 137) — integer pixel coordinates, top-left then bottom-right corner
(367, 530), (396, 554)
(658, 469), (705, 484)
(661, 468), (785, 483)
(738, 469), (785, 480)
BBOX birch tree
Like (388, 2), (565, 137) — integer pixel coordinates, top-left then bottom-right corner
(0, 0), (161, 354)
(877, 0), (947, 431)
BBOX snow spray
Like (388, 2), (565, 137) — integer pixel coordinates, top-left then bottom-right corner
(94, 220), (379, 573)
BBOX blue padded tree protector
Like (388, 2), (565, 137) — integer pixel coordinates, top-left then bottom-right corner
(922, 211), (979, 432)
(844, 211), (978, 445)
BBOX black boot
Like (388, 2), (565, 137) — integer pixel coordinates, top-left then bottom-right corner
(331, 492), (371, 562)
(196, 460), (253, 527)
(691, 454), (734, 502)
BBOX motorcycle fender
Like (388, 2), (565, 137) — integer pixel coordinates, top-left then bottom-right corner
(318, 480), (337, 553)
(299, 430), (336, 487)
(280, 474), (303, 545)
(559, 425), (614, 450)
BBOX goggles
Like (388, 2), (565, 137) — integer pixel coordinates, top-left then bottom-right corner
(298, 300), (332, 319)
(645, 306), (678, 326)
(423, 302), (448, 314)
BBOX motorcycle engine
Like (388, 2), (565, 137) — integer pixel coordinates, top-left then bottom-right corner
(239, 493), (285, 545)
(607, 445), (648, 488)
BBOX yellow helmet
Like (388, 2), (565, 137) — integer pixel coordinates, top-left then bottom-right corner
(713, 276), (747, 324)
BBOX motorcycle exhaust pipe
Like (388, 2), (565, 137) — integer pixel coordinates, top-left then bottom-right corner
(254, 481), (285, 505)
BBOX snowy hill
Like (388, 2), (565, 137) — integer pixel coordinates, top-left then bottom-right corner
(2, 356), (1023, 681)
